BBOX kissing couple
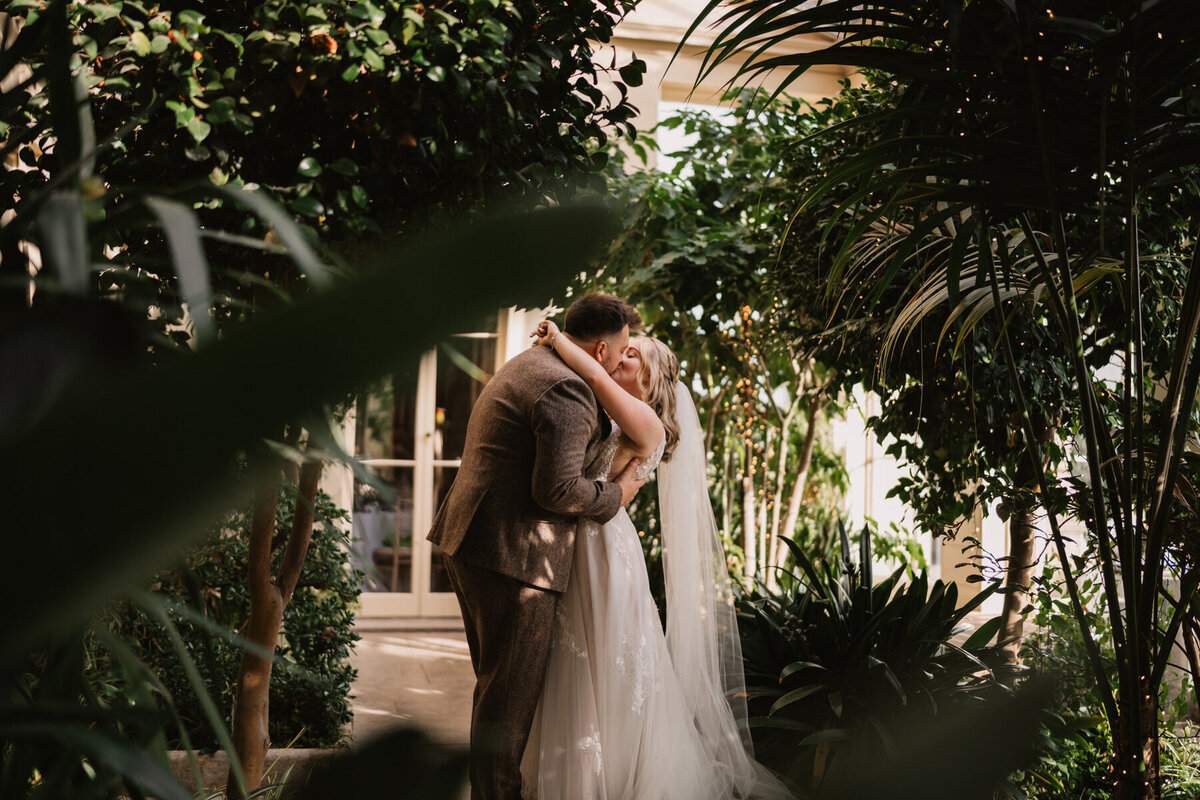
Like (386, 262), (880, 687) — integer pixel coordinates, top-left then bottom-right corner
(428, 292), (791, 800)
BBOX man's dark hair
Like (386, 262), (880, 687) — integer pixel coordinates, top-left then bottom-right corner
(563, 293), (643, 341)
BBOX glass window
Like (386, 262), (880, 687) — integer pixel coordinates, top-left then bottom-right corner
(353, 371), (417, 594)
(428, 327), (497, 594)
(352, 310), (500, 605)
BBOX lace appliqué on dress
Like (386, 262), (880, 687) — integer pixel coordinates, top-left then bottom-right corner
(611, 525), (633, 567)
(554, 607), (588, 660)
(585, 427), (624, 539)
(616, 631), (656, 713)
(589, 421), (666, 482)
(578, 728), (603, 775)
(635, 435), (666, 480)
(586, 426), (623, 482)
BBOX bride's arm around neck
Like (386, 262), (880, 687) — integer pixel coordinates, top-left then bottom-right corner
(541, 328), (663, 458)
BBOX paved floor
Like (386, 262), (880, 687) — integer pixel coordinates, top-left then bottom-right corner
(349, 624), (474, 797)
(349, 624), (474, 749)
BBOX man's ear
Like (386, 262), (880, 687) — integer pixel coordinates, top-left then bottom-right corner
(594, 340), (608, 364)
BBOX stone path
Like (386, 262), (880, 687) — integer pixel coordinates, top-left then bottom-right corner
(348, 622), (474, 798)
(169, 624), (476, 797)
(350, 624), (474, 748)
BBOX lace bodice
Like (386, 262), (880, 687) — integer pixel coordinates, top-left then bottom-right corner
(587, 421), (666, 482)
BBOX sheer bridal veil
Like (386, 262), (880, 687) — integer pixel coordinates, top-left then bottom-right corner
(657, 382), (792, 799)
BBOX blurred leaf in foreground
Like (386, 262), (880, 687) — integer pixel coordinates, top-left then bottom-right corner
(1, 202), (613, 668)
(816, 679), (1052, 800)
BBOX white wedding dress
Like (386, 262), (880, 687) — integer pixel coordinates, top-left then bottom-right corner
(521, 387), (792, 800)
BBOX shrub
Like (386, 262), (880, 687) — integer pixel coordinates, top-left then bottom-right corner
(1161, 733), (1200, 800)
(1007, 558), (1113, 799)
(113, 483), (361, 751)
(738, 537), (1012, 791)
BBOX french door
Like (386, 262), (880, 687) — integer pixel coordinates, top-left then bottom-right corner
(353, 309), (534, 617)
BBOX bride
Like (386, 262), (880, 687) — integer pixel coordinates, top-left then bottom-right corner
(521, 321), (792, 800)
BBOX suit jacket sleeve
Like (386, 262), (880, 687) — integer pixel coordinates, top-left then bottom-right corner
(530, 377), (623, 524)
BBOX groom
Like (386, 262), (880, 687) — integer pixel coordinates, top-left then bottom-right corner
(428, 292), (646, 800)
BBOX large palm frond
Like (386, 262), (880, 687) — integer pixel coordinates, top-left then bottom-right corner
(686, 0), (1200, 218)
(872, 221), (1121, 367)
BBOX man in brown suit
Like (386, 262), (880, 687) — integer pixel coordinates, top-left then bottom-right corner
(428, 293), (645, 800)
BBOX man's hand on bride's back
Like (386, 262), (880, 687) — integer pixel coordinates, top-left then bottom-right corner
(614, 457), (646, 506)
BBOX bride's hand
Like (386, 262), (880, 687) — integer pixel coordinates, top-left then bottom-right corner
(530, 320), (561, 348)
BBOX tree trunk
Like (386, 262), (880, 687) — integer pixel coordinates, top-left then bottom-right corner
(227, 458), (322, 797)
(766, 408), (795, 591)
(1113, 665), (1161, 800)
(757, 470), (769, 584)
(227, 474), (280, 797)
(722, 432), (733, 537)
(999, 416), (1054, 668)
(998, 503), (1038, 667)
(703, 384), (726, 457)
(773, 392), (823, 574)
(743, 441), (757, 582)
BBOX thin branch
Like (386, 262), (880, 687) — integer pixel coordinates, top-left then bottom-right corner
(277, 457), (322, 605)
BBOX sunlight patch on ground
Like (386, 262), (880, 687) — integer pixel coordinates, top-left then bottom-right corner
(362, 636), (472, 661)
(354, 706), (414, 719)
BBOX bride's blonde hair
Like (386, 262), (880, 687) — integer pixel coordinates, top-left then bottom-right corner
(636, 337), (681, 457)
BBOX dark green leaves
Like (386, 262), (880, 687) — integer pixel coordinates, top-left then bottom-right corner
(6, 0), (642, 253)
(739, 532), (1014, 790)
(292, 195), (325, 218)
(297, 157), (323, 177)
(619, 57), (646, 87)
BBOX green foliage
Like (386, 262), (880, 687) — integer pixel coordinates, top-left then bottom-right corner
(687, 2), (1200, 794)
(857, 518), (928, 579)
(13, 0), (643, 235)
(593, 80), (1075, 579)
(738, 537), (1012, 791)
(765, 77), (1088, 541)
(5, 626), (194, 800)
(1016, 543), (1200, 799)
(1161, 734), (1200, 800)
(1014, 565), (1114, 800)
(870, 312), (1079, 537)
(111, 484), (361, 751)
(1009, 720), (1111, 800)
(589, 90), (856, 584)
(4, 0), (645, 358)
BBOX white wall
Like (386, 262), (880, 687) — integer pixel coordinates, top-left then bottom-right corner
(605, 0), (855, 152)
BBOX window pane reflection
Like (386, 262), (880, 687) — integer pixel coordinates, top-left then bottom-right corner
(353, 371), (417, 594)
(435, 334), (496, 462)
(352, 466), (414, 593)
(428, 464), (458, 594)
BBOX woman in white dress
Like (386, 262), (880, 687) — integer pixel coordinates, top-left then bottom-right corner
(521, 322), (792, 800)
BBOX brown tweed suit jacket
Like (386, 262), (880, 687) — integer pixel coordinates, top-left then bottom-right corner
(427, 345), (622, 592)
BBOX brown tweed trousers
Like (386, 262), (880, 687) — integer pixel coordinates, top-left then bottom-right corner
(428, 345), (622, 800)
